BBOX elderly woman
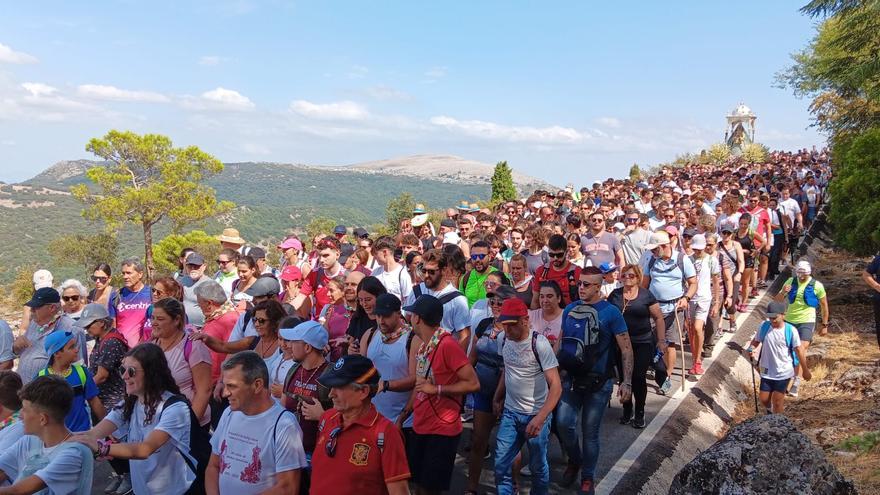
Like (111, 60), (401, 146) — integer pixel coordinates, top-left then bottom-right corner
(193, 280), (238, 383)
(149, 297), (214, 428)
(78, 303), (128, 410)
(60, 279), (88, 320)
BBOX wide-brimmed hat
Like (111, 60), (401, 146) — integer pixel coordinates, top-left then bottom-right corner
(413, 203), (427, 214)
(411, 213), (429, 227)
(217, 228), (246, 245)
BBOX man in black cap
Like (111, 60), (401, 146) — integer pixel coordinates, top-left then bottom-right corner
(310, 355), (411, 494)
(248, 247), (280, 279)
(358, 294), (420, 424)
(179, 252), (210, 328)
(15, 288), (86, 384)
(402, 295), (479, 495)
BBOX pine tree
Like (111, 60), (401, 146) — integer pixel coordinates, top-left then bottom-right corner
(491, 161), (517, 202)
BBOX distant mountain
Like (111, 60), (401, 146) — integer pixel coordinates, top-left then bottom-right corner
(1, 155), (552, 283)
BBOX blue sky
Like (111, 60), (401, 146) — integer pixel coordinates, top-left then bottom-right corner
(0, 1), (823, 185)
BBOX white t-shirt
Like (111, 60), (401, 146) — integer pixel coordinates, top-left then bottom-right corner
(756, 321), (801, 381)
(210, 403), (307, 494)
(692, 254), (721, 302)
(498, 332), (559, 416)
(0, 435), (93, 494)
(106, 393), (195, 495)
(779, 198), (802, 226)
(405, 283), (470, 333)
(372, 264), (413, 302)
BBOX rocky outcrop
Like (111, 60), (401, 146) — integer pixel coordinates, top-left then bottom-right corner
(669, 414), (857, 495)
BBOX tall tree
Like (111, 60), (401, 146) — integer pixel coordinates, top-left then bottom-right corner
(628, 164), (641, 181)
(386, 192), (416, 234)
(71, 131), (234, 279)
(490, 161), (517, 202)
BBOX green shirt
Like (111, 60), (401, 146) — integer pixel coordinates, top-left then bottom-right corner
(783, 276), (826, 324)
(460, 267), (498, 308)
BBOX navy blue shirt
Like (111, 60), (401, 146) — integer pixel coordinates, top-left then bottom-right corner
(867, 255), (880, 300)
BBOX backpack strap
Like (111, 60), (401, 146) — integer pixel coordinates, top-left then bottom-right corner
(784, 323), (800, 367)
(460, 271), (472, 294)
(183, 335), (193, 362)
(475, 317), (494, 339)
(273, 409), (295, 447)
(73, 364), (87, 387)
(437, 290), (463, 305)
(566, 266), (578, 303)
(500, 332), (543, 372)
(413, 284), (423, 299)
(158, 395), (199, 474)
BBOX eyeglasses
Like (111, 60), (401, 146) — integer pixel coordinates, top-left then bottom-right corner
(152, 288), (166, 296)
(488, 297), (504, 306)
(626, 218), (639, 224)
(590, 218), (604, 223)
(577, 281), (600, 288)
(62, 295), (81, 302)
(90, 275), (109, 283)
(548, 251), (565, 259)
(622, 273), (638, 279)
(421, 266), (440, 276)
(217, 259), (233, 265)
(253, 317), (269, 324)
(470, 253), (487, 261)
(325, 426), (343, 457)
(118, 366), (138, 379)
(664, 214), (675, 219)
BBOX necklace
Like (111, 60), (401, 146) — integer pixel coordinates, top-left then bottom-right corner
(259, 337), (278, 357)
(416, 327), (446, 374)
(0, 410), (19, 431)
(49, 366), (73, 378)
(622, 287), (639, 314)
(157, 332), (185, 353)
(381, 324), (409, 344)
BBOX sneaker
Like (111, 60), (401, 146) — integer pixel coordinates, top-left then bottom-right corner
(693, 362), (704, 375)
(787, 376), (800, 397)
(688, 366), (697, 376)
(113, 474), (132, 495)
(562, 463), (580, 487)
(580, 478), (596, 495)
(104, 473), (121, 494)
(631, 412), (646, 429)
(659, 378), (673, 395)
(461, 410), (474, 422)
(619, 408), (632, 425)
(520, 465), (532, 477)
(727, 321), (737, 333)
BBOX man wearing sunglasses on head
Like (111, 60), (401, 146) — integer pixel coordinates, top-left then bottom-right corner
(311, 355), (411, 495)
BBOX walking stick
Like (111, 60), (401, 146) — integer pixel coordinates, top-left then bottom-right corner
(674, 309), (686, 392)
(749, 354), (759, 414)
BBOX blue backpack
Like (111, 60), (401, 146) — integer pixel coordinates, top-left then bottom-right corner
(788, 277), (819, 308)
(558, 301), (602, 376)
(757, 321), (800, 367)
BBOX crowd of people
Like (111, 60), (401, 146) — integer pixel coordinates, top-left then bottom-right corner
(0, 147), (840, 495)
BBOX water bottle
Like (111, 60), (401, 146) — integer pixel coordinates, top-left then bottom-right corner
(653, 348), (664, 364)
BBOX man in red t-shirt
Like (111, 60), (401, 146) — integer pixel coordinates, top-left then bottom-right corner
(311, 354), (410, 495)
(299, 237), (346, 318)
(746, 193), (772, 286)
(402, 295), (479, 494)
(532, 234), (582, 308)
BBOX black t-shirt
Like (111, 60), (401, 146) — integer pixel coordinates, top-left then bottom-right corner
(607, 287), (657, 344)
(346, 313), (377, 341)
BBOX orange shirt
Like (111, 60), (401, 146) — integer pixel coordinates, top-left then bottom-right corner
(311, 405), (410, 495)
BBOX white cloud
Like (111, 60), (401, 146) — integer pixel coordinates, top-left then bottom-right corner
(429, 115), (585, 144)
(77, 84), (169, 103)
(424, 66), (447, 79)
(365, 85), (412, 101)
(21, 82), (57, 97)
(290, 100), (369, 121)
(198, 55), (225, 66)
(597, 116), (621, 128)
(237, 142), (271, 155)
(200, 87), (255, 110)
(347, 65), (369, 79)
(0, 43), (38, 64)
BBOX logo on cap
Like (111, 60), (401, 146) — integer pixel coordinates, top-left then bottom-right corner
(334, 358), (344, 370)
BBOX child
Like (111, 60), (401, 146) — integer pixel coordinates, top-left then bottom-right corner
(0, 375), (94, 494)
(38, 331), (106, 432)
(746, 301), (812, 414)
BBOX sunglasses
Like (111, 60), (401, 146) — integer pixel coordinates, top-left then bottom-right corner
(488, 297), (505, 306)
(90, 275), (109, 283)
(421, 266), (440, 276)
(253, 317), (269, 324)
(470, 253), (487, 261)
(577, 281), (600, 288)
(217, 259), (233, 265)
(118, 366), (138, 379)
(62, 295), (81, 302)
(626, 218), (639, 223)
(548, 251), (565, 259)
(622, 273), (638, 279)
(325, 426), (343, 457)
(152, 288), (166, 296)
(590, 218), (604, 223)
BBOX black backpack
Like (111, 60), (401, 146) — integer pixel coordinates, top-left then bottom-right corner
(160, 395), (212, 495)
(412, 284), (463, 305)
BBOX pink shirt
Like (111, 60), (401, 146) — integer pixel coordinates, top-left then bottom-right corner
(528, 309), (562, 344)
(161, 334), (213, 426)
(202, 311), (239, 382)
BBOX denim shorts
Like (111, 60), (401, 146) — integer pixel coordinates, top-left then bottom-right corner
(760, 377), (791, 393)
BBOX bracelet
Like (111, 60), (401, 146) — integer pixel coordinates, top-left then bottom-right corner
(96, 438), (112, 459)
(437, 384), (442, 396)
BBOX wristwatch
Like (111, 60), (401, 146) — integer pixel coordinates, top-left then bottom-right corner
(382, 380), (391, 393)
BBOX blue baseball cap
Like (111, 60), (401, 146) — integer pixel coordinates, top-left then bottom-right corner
(44, 331), (76, 357)
(599, 262), (618, 274)
(280, 320), (328, 349)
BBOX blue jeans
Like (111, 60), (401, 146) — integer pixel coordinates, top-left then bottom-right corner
(556, 377), (613, 482)
(494, 408), (552, 495)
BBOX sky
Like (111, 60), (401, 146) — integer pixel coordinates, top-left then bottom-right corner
(0, 1), (824, 185)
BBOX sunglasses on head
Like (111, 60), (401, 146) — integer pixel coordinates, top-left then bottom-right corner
(61, 295), (80, 302)
(90, 275), (109, 283)
(118, 366), (138, 379)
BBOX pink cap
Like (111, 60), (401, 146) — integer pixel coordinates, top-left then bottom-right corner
(277, 238), (303, 251)
(664, 224), (679, 237)
(281, 265), (303, 282)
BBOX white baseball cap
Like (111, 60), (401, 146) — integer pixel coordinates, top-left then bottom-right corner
(690, 234), (707, 250)
(32, 269), (53, 289)
(795, 260), (812, 274)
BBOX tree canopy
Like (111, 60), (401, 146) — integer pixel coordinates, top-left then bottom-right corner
(490, 161), (517, 202)
(71, 130), (234, 278)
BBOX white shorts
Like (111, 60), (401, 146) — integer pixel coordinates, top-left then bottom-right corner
(689, 298), (710, 323)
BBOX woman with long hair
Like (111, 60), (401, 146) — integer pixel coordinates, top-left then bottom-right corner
(88, 263), (115, 306)
(566, 233), (586, 268)
(608, 264), (667, 427)
(346, 276), (388, 354)
(528, 280), (565, 350)
(74, 343), (196, 495)
(231, 255), (258, 308)
(317, 277), (350, 360)
(150, 297), (213, 428)
(193, 299), (285, 372)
